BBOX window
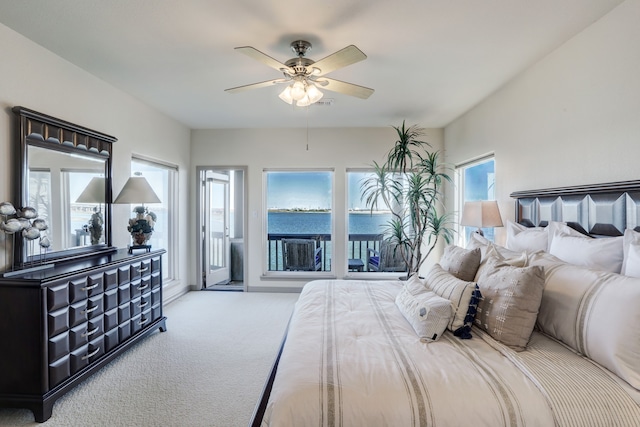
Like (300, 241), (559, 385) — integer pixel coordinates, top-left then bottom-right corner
(264, 170), (333, 273)
(131, 157), (177, 282)
(346, 170), (394, 273)
(455, 156), (496, 244)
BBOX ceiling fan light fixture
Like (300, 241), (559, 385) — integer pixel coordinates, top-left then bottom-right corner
(306, 83), (323, 104)
(290, 80), (306, 101)
(296, 95), (311, 107)
(278, 86), (294, 104)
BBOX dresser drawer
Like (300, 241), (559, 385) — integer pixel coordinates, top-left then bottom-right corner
(49, 355), (70, 389)
(47, 307), (69, 338)
(104, 288), (118, 311)
(47, 283), (69, 312)
(48, 331), (69, 363)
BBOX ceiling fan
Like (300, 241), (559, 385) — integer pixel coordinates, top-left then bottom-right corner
(225, 40), (374, 106)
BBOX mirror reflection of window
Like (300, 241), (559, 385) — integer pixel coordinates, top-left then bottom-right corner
(28, 169), (52, 257)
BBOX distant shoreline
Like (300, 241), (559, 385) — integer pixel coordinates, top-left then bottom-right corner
(268, 209), (390, 214)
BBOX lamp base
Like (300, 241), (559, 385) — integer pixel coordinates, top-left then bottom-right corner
(128, 244), (151, 254)
(473, 228), (485, 236)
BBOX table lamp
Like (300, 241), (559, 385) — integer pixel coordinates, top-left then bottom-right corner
(461, 200), (503, 236)
(113, 173), (161, 252)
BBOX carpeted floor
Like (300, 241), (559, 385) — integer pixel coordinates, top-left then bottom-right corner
(0, 290), (299, 426)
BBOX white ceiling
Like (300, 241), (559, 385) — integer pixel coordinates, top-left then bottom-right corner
(0, 0), (624, 129)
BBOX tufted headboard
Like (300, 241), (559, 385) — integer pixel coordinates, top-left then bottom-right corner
(510, 180), (640, 237)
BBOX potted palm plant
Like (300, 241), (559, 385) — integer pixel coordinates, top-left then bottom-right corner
(361, 121), (454, 277)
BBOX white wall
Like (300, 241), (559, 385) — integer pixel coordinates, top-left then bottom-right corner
(444, 0), (640, 244)
(0, 23), (191, 300)
(191, 127), (444, 290)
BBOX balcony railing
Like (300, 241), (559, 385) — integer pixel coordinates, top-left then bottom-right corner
(266, 233), (384, 272)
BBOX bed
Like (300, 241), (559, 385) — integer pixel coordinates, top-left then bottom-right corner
(252, 181), (640, 426)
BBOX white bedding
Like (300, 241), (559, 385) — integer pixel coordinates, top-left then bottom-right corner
(262, 280), (640, 427)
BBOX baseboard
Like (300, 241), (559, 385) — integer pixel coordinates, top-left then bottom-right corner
(246, 286), (302, 293)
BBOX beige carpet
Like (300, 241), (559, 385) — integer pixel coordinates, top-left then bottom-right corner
(0, 290), (299, 426)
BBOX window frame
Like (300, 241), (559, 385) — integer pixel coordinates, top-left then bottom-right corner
(261, 168), (336, 279)
(454, 154), (497, 246)
(131, 155), (178, 283)
(344, 168), (411, 278)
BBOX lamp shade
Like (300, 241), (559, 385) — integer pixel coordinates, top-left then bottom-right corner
(461, 201), (503, 228)
(113, 176), (161, 204)
(76, 177), (105, 203)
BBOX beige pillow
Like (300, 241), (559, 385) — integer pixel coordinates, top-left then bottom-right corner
(424, 264), (476, 333)
(440, 245), (481, 282)
(528, 250), (640, 390)
(475, 257), (545, 351)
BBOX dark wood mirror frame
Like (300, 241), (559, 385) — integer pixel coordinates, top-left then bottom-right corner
(12, 106), (117, 268)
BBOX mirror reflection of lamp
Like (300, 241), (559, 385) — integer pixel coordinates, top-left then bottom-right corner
(75, 177), (105, 245)
(113, 172), (161, 253)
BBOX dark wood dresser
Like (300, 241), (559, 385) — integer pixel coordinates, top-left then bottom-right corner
(0, 248), (167, 422)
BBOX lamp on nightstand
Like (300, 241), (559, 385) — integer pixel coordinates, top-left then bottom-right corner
(113, 173), (161, 253)
(461, 201), (503, 236)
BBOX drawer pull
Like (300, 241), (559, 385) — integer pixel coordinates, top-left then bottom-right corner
(82, 347), (101, 360)
(139, 317), (148, 326)
(138, 301), (148, 309)
(138, 267), (149, 273)
(81, 283), (99, 291)
(138, 284), (149, 291)
(81, 305), (99, 315)
(82, 326), (100, 337)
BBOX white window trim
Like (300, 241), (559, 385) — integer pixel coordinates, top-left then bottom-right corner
(132, 154), (179, 282)
(261, 168), (336, 279)
(454, 153), (496, 247)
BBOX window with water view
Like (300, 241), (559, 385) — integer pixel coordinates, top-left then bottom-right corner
(265, 170), (333, 272)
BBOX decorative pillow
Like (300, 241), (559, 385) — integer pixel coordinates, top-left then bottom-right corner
(474, 257), (545, 351)
(395, 286), (452, 342)
(548, 230), (623, 273)
(453, 284), (481, 339)
(439, 245), (481, 282)
(505, 220), (548, 253)
(528, 250), (640, 390)
(622, 228), (640, 277)
(424, 264), (477, 336)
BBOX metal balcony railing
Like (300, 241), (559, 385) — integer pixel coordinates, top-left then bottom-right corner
(266, 233), (384, 272)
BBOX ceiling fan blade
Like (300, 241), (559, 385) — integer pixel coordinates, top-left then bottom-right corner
(311, 45), (367, 76)
(315, 77), (374, 99)
(225, 78), (288, 93)
(234, 46), (292, 73)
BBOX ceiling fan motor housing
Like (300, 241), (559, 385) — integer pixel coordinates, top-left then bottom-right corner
(284, 57), (315, 76)
(290, 40), (312, 57)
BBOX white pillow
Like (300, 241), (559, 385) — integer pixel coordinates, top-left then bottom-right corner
(548, 230), (623, 273)
(467, 231), (524, 261)
(622, 228), (640, 277)
(546, 221), (586, 250)
(528, 250), (640, 390)
(395, 283), (452, 342)
(624, 244), (640, 278)
(505, 220), (547, 252)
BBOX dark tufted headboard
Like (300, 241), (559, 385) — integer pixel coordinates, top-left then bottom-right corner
(510, 180), (640, 237)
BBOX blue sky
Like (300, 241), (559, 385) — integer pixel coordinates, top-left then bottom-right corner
(267, 171), (374, 210)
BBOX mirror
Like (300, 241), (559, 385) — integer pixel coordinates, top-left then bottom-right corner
(13, 106), (116, 267)
(26, 145), (109, 257)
